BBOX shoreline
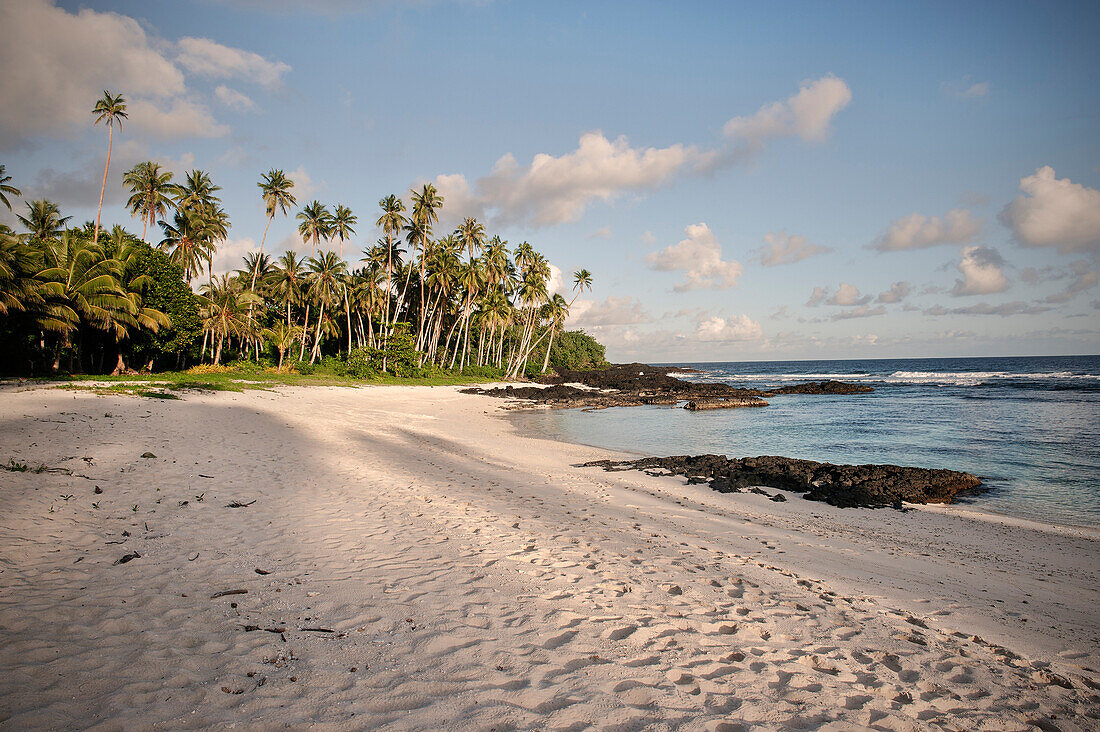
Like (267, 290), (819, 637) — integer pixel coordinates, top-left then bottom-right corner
(504, 405), (1100, 538)
(2, 384), (1097, 728)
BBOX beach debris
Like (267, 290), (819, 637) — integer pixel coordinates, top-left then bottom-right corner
(221, 686), (244, 695)
(188, 552), (199, 561)
(301, 627), (335, 633)
(211, 589), (249, 598)
(665, 584), (683, 596)
(255, 568), (271, 575)
(226, 500), (257, 508)
(140, 452), (156, 459)
(243, 625), (286, 634)
(93, 486), (102, 494)
(113, 552), (141, 565)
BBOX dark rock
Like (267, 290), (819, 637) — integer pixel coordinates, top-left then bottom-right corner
(140, 452), (156, 459)
(684, 397), (768, 410)
(578, 454), (983, 509)
(772, 380), (874, 395)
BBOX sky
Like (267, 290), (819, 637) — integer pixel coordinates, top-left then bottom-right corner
(1, 0), (1099, 362)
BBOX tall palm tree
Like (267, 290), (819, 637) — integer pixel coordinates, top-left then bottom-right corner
(409, 183), (443, 351)
(305, 250), (347, 362)
(263, 321), (302, 372)
(0, 164), (21, 211)
(176, 170), (222, 216)
(296, 201), (332, 256)
(159, 210), (213, 282)
(330, 204), (357, 258)
(251, 169), (297, 293)
(91, 91), (127, 248)
(17, 200), (70, 242)
(376, 194), (407, 330)
(272, 251), (308, 327)
(123, 162), (179, 243)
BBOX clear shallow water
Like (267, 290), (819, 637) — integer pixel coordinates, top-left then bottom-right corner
(512, 356), (1100, 528)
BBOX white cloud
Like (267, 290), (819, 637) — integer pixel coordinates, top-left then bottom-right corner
(215, 85), (258, 113)
(641, 231), (656, 245)
(806, 286), (829, 307)
(478, 132), (710, 227)
(0, 0), (289, 148)
(567, 296), (651, 327)
(952, 246), (1008, 296)
(959, 82), (990, 99)
(831, 304), (886, 320)
(420, 76), (850, 229)
(546, 263), (566, 296)
(876, 281), (912, 304)
(723, 75), (851, 147)
(176, 37), (291, 89)
(288, 166), (319, 200)
(925, 301), (1051, 317)
(758, 231), (829, 266)
(128, 98), (229, 139)
(694, 315), (763, 342)
(827, 282), (872, 306)
(588, 226), (612, 239)
(871, 208), (982, 251)
(645, 223), (743, 292)
(999, 166), (1100, 254)
(210, 236), (259, 276)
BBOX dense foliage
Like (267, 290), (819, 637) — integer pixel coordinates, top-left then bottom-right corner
(0, 91), (606, 379)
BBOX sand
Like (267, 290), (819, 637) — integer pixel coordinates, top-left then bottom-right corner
(1, 383), (1097, 730)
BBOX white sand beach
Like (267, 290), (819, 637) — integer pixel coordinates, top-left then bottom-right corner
(1, 384), (1098, 730)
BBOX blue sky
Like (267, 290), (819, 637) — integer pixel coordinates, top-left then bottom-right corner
(2, 0), (1098, 361)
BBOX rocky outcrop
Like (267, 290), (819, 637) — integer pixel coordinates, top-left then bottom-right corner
(684, 397), (768, 410)
(579, 454), (983, 509)
(461, 364), (873, 410)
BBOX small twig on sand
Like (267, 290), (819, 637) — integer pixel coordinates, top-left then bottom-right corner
(113, 552), (141, 565)
(301, 627), (335, 633)
(225, 500), (256, 508)
(211, 589), (248, 598)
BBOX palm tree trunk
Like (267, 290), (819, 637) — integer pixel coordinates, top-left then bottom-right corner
(541, 327), (556, 373)
(93, 124), (113, 247)
(249, 214), (274, 295)
(345, 288), (353, 354)
(310, 301), (325, 363)
(299, 303), (311, 361)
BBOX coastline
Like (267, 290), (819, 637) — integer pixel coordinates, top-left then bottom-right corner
(2, 384), (1097, 728)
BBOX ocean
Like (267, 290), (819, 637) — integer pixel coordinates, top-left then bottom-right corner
(511, 355), (1100, 528)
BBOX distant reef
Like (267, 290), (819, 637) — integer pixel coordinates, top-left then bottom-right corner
(579, 454), (984, 509)
(462, 362), (873, 410)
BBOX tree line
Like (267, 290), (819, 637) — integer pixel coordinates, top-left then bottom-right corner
(0, 91), (605, 378)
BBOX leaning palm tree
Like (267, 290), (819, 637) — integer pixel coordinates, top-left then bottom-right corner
(0, 164), (21, 211)
(17, 200), (71, 242)
(251, 169), (297, 293)
(123, 162), (179, 243)
(296, 201), (333, 257)
(330, 204), (357, 258)
(91, 91), (127, 247)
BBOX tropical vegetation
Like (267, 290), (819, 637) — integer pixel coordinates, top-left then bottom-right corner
(0, 91), (604, 380)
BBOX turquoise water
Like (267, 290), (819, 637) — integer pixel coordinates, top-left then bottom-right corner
(511, 356), (1100, 527)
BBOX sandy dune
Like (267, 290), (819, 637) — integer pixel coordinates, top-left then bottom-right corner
(1, 384), (1097, 730)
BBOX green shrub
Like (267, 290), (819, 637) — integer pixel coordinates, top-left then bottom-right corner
(345, 347), (378, 378)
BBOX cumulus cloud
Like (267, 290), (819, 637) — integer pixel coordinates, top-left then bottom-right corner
(645, 223), (743, 292)
(758, 231), (829, 266)
(723, 75), (851, 147)
(830, 304), (886, 320)
(288, 166), (320, 199)
(128, 98), (229, 139)
(420, 76), (849, 229)
(176, 37), (290, 89)
(210, 236), (259, 276)
(567, 296), (651, 328)
(870, 209), (983, 251)
(694, 315), (763, 342)
(925, 301), (1051, 317)
(806, 286), (829, 307)
(214, 85), (258, 113)
(952, 246), (1008, 296)
(876, 281), (912, 304)
(827, 283), (871, 306)
(959, 82), (990, 99)
(999, 166), (1100, 255)
(0, 0), (290, 148)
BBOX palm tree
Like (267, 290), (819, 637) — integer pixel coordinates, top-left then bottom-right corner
(457, 217), (486, 261)
(123, 162), (179, 243)
(101, 227), (171, 372)
(159, 210), (214, 282)
(539, 293), (570, 373)
(296, 201), (332, 256)
(409, 183), (443, 351)
(305, 250), (347, 362)
(199, 274), (259, 365)
(263, 321), (302, 372)
(271, 251), (307, 327)
(0, 164), (21, 211)
(18, 200), (70, 242)
(330, 204), (357, 257)
(251, 169), (297, 293)
(376, 194), (407, 331)
(176, 170), (222, 216)
(91, 91), (127, 248)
